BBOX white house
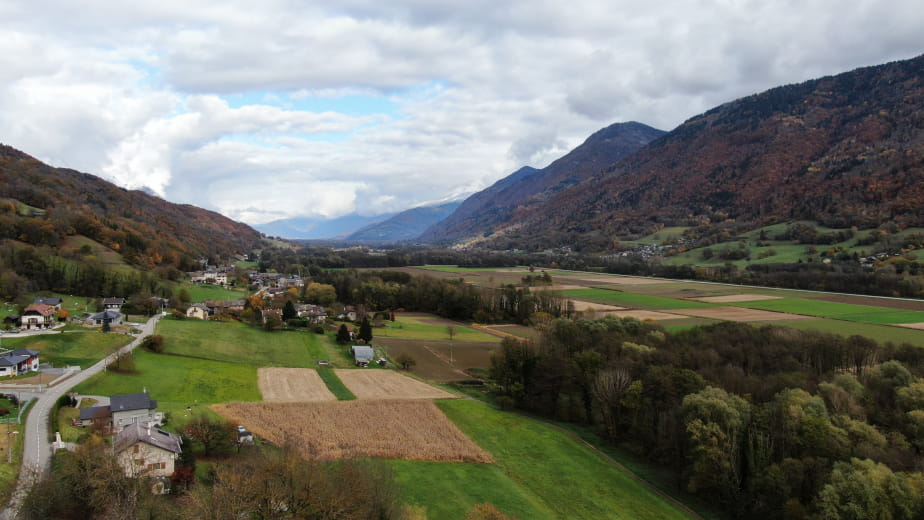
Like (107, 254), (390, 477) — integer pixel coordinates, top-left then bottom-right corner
(0, 349), (40, 377)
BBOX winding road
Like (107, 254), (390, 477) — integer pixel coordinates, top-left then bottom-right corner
(0, 313), (162, 519)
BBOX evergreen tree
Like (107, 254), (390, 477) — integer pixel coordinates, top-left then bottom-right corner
(336, 324), (351, 344)
(358, 316), (373, 344)
(282, 300), (297, 321)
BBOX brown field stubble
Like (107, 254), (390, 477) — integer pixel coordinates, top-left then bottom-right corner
(212, 400), (493, 463)
(258, 367), (336, 402)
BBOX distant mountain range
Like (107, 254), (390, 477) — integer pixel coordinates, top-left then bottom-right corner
(420, 121), (666, 244)
(423, 53), (924, 251)
(346, 201), (462, 241)
(255, 213), (398, 240)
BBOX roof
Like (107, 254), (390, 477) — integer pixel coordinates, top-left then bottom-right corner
(33, 297), (62, 306)
(110, 392), (157, 413)
(9, 349), (39, 357)
(89, 310), (122, 320)
(79, 405), (112, 421)
(0, 355), (29, 367)
(103, 297), (125, 305)
(351, 346), (375, 359)
(113, 422), (182, 455)
(23, 304), (56, 317)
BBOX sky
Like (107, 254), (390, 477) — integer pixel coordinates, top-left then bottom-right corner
(1, 1), (922, 227)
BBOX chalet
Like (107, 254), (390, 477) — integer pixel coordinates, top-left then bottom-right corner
(206, 300), (245, 316)
(185, 303), (209, 320)
(0, 349), (40, 377)
(87, 310), (123, 327)
(350, 345), (375, 367)
(110, 392), (163, 431)
(21, 304), (56, 329)
(103, 297), (125, 311)
(33, 297), (63, 310)
(113, 422), (183, 490)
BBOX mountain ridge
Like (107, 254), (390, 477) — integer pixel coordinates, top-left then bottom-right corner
(420, 121), (666, 243)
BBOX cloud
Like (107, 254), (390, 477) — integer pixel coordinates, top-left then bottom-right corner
(0, 1), (922, 230)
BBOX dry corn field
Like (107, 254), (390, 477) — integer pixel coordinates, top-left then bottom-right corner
(335, 369), (457, 400)
(212, 400), (493, 463)
(258, 367), (337, 402)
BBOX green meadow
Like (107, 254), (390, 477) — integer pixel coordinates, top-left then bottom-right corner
(732, 298), (924, 324)
(389, 400), (695, 520)
(156, 319), (316, 367)
(3, 331), (131, 368)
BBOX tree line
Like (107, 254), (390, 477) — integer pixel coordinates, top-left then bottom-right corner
(490, 318), (924, 519)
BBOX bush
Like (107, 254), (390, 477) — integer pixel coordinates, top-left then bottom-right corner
(141, 334), (165, 353)
(495, 396), (515, 411)
(0, 408), (9, 417)
(395, 353), (416, 370)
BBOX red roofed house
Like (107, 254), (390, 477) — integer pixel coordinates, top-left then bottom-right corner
(21, 304), (56, 330)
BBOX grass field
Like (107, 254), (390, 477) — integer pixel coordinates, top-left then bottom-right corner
(559, 288), (716, 309)
(730, 298), (924, 324)
(73, 349), (259, 414)
(2, 331), (131, 368)
(180, 284), (248, 302)
(62, 235), (135, 273)
(316, 367), (356, 400)
(378, 314), (499, 342)
(776, 318), (924, 347)
(390, 400), (695, 520)
(0, 399), (29, 506)
(157, 319), (316, 367)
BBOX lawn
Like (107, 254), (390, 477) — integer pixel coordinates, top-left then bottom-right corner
(2, 331), (132, 368)
(730, 298), (924, 324)
(179, 284), (248, 303)
(376, 315), (499, 343)
(395, 400), (696, 520)
(316, 367), (355, 400)
(156, 319), (316, 367)
(559, 288), (715, 310)
(73, 349), (260, 414)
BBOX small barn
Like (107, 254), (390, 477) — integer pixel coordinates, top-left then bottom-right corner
(350, 345), (375, 367)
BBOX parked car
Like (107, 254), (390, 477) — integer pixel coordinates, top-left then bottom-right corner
(316, 360), (330, 367)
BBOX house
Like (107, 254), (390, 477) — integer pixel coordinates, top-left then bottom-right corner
(21, 304), (56, 329)
(33, 297), (63, 311)
(350, 345), (375, 367)
(79, 405), (113, 430)
(87, 310), (123, 327)
(0, 349), (40, 377)
(103, 297), (125, 311)
(113, 422), (183, 488)
(185, 303), (209, 320)
(206, 300), (245, 316)
(296, 304), (328, 323)
(338, 305), (358, 322)
(110, 392), (163, 431)
(2, 315), (20, 326)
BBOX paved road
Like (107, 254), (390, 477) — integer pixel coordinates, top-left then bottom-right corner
(0, 314), (162, 519)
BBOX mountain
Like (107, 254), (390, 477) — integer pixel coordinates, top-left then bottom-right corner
(346, 201), (462, 241)
(420, 121), (666, 244)
(256, 213), (398, 239)
(0, 144), (261, 273)
(479, 54), (924, 251)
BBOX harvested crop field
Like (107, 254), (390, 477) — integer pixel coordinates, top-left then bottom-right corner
(671, 306), (814, 322)
(570, 300), (626, 312)
(695, 294), (783, 303)
(335, 369), (457, 399)
(213, 400), (493, 462)
(258, 368), (336, 402)
(897, 322), (924, 330)
(608, 310), (685, 321)
(554, 273), (669, 285)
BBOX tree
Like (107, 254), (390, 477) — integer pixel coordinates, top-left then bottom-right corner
(282, 300), (297, 322)
(184, 414), (236, 457)
(395, 353), (416, 370)
(815, 458), (923, 520)
(358, 316), (373, 344)
(178, 288), (191, 304)
(336, 324), (351, 344)
(447, 325), (456, 341)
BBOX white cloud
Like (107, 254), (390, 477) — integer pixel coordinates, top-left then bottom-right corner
(0, 1), (922, 231)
